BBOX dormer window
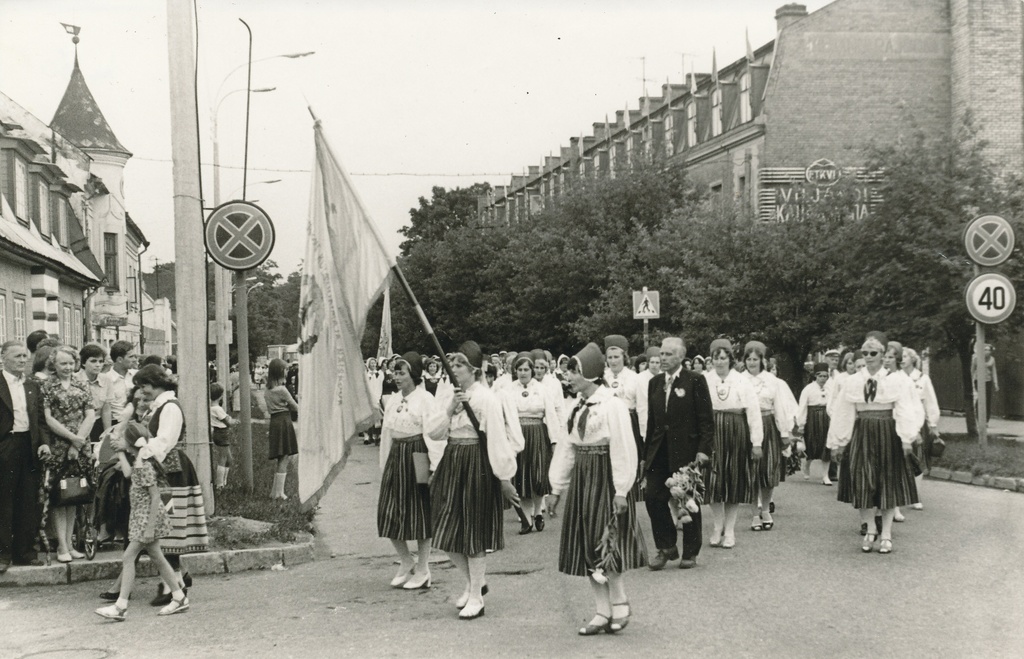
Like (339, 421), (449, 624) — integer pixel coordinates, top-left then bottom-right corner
(664, 112), (675, 157)
(37, 181), (50, 236)
(711, 88), (723, 137)
(686, 102), (697, 147)
(14, 156), (28, 220)
(739, 73), (752, 124)
(55, 198), (68, 246)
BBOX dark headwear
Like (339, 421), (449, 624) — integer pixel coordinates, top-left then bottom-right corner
(813, 362), (829, 375)
(530, 349), (547, 364)
(710, 338), (733, 355)
(744, 340), (767, 356)
(457, 341), (484, 369)
(399, 351), (424, 384)
(516, 350), (533, 364)
(645, 346), (661, 359)
(604, 334), (629, 354)
(572, 343), (605, 379)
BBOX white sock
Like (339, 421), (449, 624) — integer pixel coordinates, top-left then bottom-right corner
(116, 598), (128, 609)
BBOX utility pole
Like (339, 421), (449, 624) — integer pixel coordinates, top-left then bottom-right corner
(166, 0), (213, 514)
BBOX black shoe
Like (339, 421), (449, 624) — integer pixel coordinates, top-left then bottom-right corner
(518, 520), (533, 535)
(860, 522), (868, 536)
(183, 573), (193, 588)
(151, 585), (188, 607)
(100, 591), (120, 601)
(678, 558), (697, 569)
(534, 515), (545, 532)
(648, 547), (679, 571)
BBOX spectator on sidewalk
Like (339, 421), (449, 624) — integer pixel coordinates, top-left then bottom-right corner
(972, 343), (999, 422)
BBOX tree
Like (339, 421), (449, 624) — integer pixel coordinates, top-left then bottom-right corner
(398, 183), (493, 257)
(844, 114), (1024, 437)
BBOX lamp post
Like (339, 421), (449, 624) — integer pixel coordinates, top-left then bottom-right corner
(209, 37), (314, 493)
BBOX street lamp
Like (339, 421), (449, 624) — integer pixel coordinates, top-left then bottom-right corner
(226, 179), (280, 199)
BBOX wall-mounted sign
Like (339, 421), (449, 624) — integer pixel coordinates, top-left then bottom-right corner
(758, 162), (883, 222)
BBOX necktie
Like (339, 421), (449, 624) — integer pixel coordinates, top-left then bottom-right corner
(665, 373), (675, 408)
(578, 403), (594, 438)
(864, 378), (877, 403)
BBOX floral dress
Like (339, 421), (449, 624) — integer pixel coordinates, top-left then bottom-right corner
(41, 377), (96, 507)
(128, 460), (172, 542)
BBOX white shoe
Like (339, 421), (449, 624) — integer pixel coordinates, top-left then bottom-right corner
(95, 604), (127, 621)
(390, 564), (415, 588)
(69, 549), (86, 559)
(822, 475), (833, 486)
(158, 596), (190, 616)
(912, 503), (924, 510)
(403, 569), (431, 590)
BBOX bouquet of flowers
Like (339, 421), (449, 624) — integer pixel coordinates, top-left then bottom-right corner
(666, 461), (705, 529)
(590, 515), (621, 584)
(785, 439), (805, 476)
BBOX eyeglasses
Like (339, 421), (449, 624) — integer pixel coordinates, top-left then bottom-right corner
(862, 351), (880, 357)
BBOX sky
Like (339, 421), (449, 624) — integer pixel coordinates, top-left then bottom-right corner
(1, 0), (830, 277)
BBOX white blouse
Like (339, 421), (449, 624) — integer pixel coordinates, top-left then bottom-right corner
(605, 366), (647, 439)
(438, 382), (517, 481)
(379, 386), (448, 471)
(538, 374), (568, 438)
(548, 386), (637, 498)
(704, 370), (764, 447)
(796, 381), (830, 428)
(908, 369), (941, 428)
(509, 378), (566, 446)
(743, 370), (797, 439)
(137, 391), (182, 463)
(827, 367), (924, 450)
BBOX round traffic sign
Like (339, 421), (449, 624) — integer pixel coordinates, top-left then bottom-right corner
(964, 214), (1015, 267)
(965, 272), (1017, 324)
(204, 200), (276, 271)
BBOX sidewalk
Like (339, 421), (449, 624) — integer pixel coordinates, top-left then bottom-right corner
(937, 413), (1024, 440)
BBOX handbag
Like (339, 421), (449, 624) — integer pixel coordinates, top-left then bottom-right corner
(907, 452), (923, 477)
(58, 474), (93, 506)
(929, 437), (946, 459)
(412, 452), (430, 485)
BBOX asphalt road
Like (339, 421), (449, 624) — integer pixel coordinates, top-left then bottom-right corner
(4, 444), (1024, 659)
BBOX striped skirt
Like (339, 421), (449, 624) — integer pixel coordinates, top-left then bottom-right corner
(847, 411), (919, 510)
(377, 435), (431, 541)
(805, 405), (830, 461)
(161, 450), (209, 555)
(707, 410), (756, 505)
(514, 419), (552, 500)
(628, 410), (645, 502)
(836, 448), (853, 504)
(754, 413), (784, 490)
(430, 440), (503, 555)
(558, 445), (647, 577)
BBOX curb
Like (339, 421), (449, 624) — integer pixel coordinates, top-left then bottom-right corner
(0, 537), (315, 588)
(925, 469), (1024, 493)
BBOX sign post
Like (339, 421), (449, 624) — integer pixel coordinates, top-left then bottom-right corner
(633, 287), (660, 350)
(963, 214), (1017, 447)
(205, 200), (276, 491)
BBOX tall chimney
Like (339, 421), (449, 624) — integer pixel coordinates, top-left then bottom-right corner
(775, 3), (808, 32)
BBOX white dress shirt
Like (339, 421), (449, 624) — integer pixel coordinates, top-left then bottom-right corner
(3, 369), (30, 432)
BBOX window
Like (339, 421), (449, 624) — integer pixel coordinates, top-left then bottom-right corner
(13, 298), (26, 342)
(55, 198), (67, 246)
(711, 88), (722, 137)
(626, 135), (634, 167)
(609, 144), (617, 178)
(739, 73), (752, 124)
(73, 307), (82, 346)
(63, 303), (72, 343)
(686, 102), (697, 147)
(37, 181), (50, 236)
(0, 293), (6, 342)
(14, 157), (28, 219)
(104, 232), (119, 289)
(664, 112), (675, 157)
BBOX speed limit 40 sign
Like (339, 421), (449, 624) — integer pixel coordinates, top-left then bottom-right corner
(965, 272), (1016, 324)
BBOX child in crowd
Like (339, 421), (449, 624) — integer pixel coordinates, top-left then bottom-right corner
(265, 358), (299, 500)
(96, 424), (189, 621)
(210, 384), (238, 491)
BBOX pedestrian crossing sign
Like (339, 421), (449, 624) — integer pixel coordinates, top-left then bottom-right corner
(633, 289), (659, 319)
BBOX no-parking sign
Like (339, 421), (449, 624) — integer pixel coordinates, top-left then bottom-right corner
(205, 200), (276, 271)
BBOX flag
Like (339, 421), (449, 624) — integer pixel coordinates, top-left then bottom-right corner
(297, 112), (394, 511)
(376, 282), (392, 363)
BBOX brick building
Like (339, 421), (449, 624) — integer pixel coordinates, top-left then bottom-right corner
(477, 0), (1024, 415)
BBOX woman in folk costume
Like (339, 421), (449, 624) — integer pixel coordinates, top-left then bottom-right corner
(548, 343), (646, 636)
(883, 341), (920, 523)
(430, 341), (520, 620)
(901, 347), (939, 510)
(828, 332), (922, 554)
(797, 363), (833, 485)
(533, 349), (568, 441)
(603, 335), (646, 500)
(509, 351), (565, 534)
(741, 341), (797, 532)
(377, 352), (447, 591)
(365, 358), (385, 445)
(704, 339), (763, 549)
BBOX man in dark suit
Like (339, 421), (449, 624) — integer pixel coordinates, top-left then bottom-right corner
(644, 337), (714, 570)
(0, 340), (50, 572)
